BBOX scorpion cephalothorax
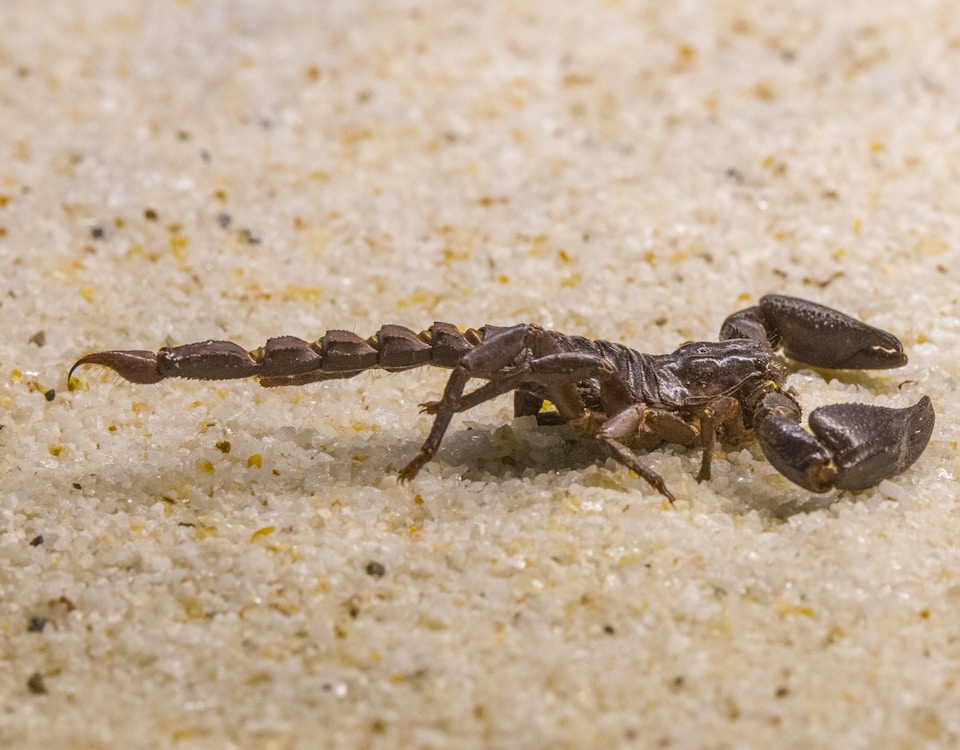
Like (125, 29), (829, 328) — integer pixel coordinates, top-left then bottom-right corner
(70, 295), (934, 502)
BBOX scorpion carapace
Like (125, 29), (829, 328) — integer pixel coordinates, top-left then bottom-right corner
(69, 295), (934, 503)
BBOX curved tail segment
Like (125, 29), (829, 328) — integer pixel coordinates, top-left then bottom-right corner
(68, 323), (486, 388)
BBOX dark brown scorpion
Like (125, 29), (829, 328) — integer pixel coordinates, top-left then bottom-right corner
(69, 295), (934, 503)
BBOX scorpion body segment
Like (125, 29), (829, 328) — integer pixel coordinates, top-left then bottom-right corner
(70, 322), (485, 387)
(70, 295), (935, 502)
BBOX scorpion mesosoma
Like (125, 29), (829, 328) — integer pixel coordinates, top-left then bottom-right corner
(69, 295), (934, 503)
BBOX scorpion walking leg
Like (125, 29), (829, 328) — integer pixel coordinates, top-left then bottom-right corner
(398, 366), (471, 482)
(420, 351), (620, 416)
(597, 405), (699, 503)
(601, 437), (677, 504)
(398, 325), (543, 481)
(419, 367), (534, 417)
(403, 348), (622, 480)
(695, 396), (743, 482)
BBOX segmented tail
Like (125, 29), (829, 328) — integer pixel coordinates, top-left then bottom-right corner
(69, 323), (488, 387)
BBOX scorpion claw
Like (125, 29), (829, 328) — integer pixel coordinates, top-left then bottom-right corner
(69, 350), (165, 385)
(756, 396), (934, 493)
(419, 400), (440, 415)
(761, 295), (907, 370)
(722, 295), (907, 370)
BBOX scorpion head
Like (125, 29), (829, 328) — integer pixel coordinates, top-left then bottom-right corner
(666, 339), (787, 408)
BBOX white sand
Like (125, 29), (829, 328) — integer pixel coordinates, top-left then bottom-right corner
(2, 1), (959, 747)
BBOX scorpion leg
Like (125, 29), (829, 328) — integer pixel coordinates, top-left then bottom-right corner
(597, 405), (700, 502)
(398, 324), (556, 481)
(401, 345), (623, 480)
(397, 325), (542, 481)
(721, 294), (907, 369)
(695, 396), (744, 482)
(602, 438), (677, 503)
(398, 366), (472, 482)
(754, 392), (934, 492)
(420, 352), (619, 416)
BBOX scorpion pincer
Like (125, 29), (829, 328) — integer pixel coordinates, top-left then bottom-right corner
(69, 295), (934, 503)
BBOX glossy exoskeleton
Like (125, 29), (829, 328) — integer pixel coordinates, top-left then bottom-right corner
(69, 295), (934, 502)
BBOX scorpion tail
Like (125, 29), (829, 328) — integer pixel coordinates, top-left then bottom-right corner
(69, 350), (169, 385)
(68, 323), (487, 387)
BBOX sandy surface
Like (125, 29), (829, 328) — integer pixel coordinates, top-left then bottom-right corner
(2, 1), (960, 748)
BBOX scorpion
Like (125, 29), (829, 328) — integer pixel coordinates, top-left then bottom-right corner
(69, 295), (934, 503)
